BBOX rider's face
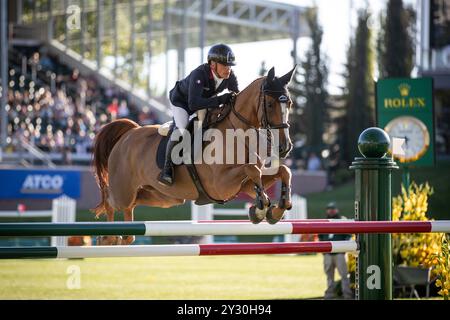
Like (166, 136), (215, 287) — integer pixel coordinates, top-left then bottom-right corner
(213, 62), (231, 79)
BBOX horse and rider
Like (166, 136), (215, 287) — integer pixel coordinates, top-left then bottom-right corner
(159, 44), (239, 186)
(92, 43), (296, 245)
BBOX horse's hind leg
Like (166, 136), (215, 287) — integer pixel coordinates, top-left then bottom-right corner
(121, 207), (135, 245)
(96, 202), (123, 245)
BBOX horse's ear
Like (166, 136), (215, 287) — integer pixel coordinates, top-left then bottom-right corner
(279, 65), (297, 86)
(267, 67), (275, 82)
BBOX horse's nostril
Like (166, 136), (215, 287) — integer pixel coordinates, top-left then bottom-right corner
(288, 143), (293, 153)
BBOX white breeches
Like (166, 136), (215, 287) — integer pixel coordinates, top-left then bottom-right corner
(172, 105), (206, 129)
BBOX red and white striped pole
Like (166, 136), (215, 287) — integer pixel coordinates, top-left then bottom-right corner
(0, 241), (358, 259)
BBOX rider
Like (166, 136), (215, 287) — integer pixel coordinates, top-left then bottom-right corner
(158, 43), (240, 186)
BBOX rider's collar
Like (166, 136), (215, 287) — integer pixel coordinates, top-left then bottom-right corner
(211, 68), (224, 90)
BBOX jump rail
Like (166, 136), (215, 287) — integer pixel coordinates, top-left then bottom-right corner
(0, 220), (449, 237)
(0, 241), (358, 259)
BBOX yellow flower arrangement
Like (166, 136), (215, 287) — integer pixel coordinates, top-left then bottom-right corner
(430, 234), (450, 300)
(392, 182), (449, 299)
(347, 235), (357, 289)
(345, 182), (449, 299)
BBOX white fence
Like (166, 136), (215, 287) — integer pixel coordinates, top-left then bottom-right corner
(0, 195), (76, 246)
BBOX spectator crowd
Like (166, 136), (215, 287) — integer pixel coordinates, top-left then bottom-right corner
(4, 46), (161, 164)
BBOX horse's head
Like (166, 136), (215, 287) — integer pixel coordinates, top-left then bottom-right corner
(259, 66), (296, 159)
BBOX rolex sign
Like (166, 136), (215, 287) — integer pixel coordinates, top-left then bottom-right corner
(376, 78), (435, 167)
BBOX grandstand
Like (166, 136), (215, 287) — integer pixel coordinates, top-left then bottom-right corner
(0, 0), (309, 166)
(5, 44), (161, 165)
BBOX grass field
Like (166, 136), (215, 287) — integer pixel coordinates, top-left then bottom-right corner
(0, 254), (326, 299)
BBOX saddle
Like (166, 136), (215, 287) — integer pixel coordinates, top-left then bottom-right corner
(156, 103), (233, 205)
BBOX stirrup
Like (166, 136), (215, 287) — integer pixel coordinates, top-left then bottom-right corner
(158, 174), (173, 186)
(158, 166), (174, 186)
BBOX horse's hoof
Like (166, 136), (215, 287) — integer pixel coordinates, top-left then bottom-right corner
(279, 198), (292, 210)
(96, 236), (123, 245)
(121, 235), (135, 245)
(248, 205), (265, 224)
(95, 236), (105, 245)
(266, 205), (285, 225)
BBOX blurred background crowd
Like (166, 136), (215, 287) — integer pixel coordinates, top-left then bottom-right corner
(4, 46), (161, 163)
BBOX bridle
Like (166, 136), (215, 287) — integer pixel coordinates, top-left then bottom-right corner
(230, 84), (291, 156)
(231, 84), (290, 130)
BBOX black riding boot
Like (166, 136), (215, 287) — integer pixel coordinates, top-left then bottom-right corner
(158, 128), (178, 186)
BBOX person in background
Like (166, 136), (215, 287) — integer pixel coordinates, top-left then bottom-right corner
(118, 100), (130, 118)
(107, 98), (119, 121)
(307, 152), (322, 171)
(318, 202), (353, 299)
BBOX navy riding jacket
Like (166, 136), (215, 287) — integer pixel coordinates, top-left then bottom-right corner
(169, 63), (239, 115)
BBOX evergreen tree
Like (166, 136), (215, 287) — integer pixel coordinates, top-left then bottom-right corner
(342, 9), (375, 164)
(289, 7), (329, 155)
(378, 0), (415, 78)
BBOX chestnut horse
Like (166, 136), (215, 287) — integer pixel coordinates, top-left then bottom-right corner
(92, 67), (295, 245)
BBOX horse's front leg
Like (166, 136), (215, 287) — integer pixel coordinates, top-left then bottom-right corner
(244, 164), (271, 224)
(265, 165), (292, 224)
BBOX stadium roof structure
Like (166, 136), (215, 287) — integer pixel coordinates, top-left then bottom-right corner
(4, 0), (311, 120)
(167, 0), (310, 53)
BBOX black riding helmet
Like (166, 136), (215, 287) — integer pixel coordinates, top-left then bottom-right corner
(207, 44), (236, 66)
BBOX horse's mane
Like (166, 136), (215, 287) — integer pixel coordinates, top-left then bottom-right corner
(205, 76), (265, 128)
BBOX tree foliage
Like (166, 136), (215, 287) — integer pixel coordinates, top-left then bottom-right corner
(342, 9), (375, 164)
(378, 0), (416, 78)
(289, 7), (329, 154)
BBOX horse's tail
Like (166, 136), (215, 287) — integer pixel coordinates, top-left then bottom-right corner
(92, 118), (140, 217)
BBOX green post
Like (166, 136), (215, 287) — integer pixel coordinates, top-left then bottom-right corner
(350, 127), (398, 300)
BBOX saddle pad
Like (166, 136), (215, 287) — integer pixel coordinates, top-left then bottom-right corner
(158, 121), (173, 136)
